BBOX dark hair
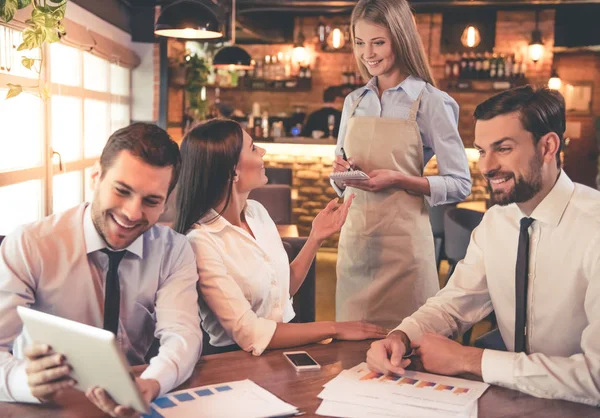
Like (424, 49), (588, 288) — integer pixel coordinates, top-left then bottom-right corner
(173, 119), (244, 234)
(100, 123), (181, 195)
(474, 85), (565, 168)
(323, 87), (338, 103)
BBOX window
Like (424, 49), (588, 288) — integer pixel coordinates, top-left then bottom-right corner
(0, 25), (131, 235)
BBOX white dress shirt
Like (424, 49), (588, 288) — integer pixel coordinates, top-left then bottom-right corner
(187, 200), (295, 356)
(0, 204), (202, 402)
(395, 172), (600, 406)
(332, 75), (472, 206)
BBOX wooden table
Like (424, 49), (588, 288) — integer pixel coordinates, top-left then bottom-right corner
(4, 341), (599, 418)
(277, 224), (299, 238)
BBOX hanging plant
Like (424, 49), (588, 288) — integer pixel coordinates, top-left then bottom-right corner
(0, 0), (68, 99)
(183, 53), (210, 120)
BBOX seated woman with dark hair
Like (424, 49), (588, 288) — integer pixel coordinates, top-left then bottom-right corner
(174, 119), (387, 356)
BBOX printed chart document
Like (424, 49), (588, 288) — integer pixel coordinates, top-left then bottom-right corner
(316, 363), (488, 418)
(142, 379), (298, 418)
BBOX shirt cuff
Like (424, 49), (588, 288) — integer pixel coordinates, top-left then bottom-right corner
(481, 349), (517, 389)
(140, 357), (177, 396)
(392, 319), (424, 344)
(247, 319), (277, 357)
(330, 178), (345, 198)
(8, 360), (41, 403)
(424, 176), (448, 207)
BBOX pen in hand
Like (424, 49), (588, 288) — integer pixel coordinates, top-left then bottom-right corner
(340, 147), (352, 172)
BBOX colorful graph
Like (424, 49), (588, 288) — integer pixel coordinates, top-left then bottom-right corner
(398, 377), (418, 386)
(360, 371), (383, 381)
(453, 387), (471, 395)
(435, 384), (454, 392)
(382, 374), (401, 382)
(416, 380), (436, 389)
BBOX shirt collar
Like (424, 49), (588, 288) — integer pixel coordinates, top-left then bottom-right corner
(195, 204), (256, 233)
(526, 170), (574, 227)
(364, 75), (425, 101)
(83, 204), (144, 258)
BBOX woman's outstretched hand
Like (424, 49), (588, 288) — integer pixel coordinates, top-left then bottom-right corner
(310, 194), (355, 243)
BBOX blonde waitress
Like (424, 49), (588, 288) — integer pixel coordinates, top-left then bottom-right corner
(332, 0), (471, 329)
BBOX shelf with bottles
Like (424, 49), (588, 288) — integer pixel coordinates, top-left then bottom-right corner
(206, 76), (312, 92)
(442, 51), (529, 92)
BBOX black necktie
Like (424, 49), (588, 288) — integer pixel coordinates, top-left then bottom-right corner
(101, 249), (126, 335)
(515, 217), (534, 353)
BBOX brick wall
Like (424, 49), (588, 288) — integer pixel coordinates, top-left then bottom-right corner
(554, 52), (600, 187)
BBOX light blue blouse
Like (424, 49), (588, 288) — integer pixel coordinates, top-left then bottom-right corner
(333, 75), (472, 206)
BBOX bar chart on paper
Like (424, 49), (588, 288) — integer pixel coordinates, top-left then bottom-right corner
(142, 380), (298, 418)
(316, 363), (488, 418)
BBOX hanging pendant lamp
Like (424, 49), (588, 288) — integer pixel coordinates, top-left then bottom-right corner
(213, 0), (253, 70)
(155, 0), (223, 40)
(528, 10), (544, 63)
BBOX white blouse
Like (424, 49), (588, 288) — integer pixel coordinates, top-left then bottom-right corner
(187, 200), (295, 356)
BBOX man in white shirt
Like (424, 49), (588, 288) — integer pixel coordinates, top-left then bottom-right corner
(366, 86), (600, 406)
(0, 124), (203, 416)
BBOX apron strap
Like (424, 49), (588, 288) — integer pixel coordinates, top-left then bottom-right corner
(408, 88), (425, 121)
(349, 89), (369, 117)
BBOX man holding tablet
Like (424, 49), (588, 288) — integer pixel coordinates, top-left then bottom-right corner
(0, 123), (203, 415)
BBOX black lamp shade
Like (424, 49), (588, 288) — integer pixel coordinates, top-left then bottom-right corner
(213, 46), (253, 70)
(155, 0), (223, 39)
(529, 29), (543, 46)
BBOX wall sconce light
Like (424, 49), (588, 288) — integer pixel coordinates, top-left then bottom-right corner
(293, 18), (307, 64)
(548, 68), (561, 90)
(155, 0), (223, 39)
(327, 27), (345, 50)
(528, 10), (544, 63)
(460, 25), (481, 48)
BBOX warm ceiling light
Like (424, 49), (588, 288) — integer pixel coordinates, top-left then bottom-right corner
(213, 46), (253, 70)
(155, 0), (223, 40)
(460, 25), (481, 48)
(212, 0), (253, 71)
(528, 10), (544, 63)
(548, 68), (561, 90)
(327, 27), (345, 49)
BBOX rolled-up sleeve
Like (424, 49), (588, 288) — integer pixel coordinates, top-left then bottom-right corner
(481, 244), (600, 406)
(190, 235), (277, 356)
(140, 239), (203, 395)
(419, 92), (471, 206)
(0, 228), (42, 403)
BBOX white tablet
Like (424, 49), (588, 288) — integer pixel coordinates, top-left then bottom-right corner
(329, 170), (370, 181)
(17, 306), (150, 414)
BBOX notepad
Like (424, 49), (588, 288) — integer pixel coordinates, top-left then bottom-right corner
(329, 171), (370, 181)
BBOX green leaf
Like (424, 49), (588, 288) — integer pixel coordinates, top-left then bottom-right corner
(6, 83), (23, 99)
(21, 56), (35, 69)
(1, 0), (19, 23)
(45, 28), (60, 43)
(17, 0), (31, 9)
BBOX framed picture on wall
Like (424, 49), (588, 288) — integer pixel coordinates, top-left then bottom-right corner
(563, 82), (593, 115)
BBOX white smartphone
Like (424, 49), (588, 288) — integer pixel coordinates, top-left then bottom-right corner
(283, 351), (321, 372)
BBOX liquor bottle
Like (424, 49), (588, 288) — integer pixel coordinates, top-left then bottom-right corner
(254, 115), (262, 138)
(489, 53), (498, 79)
(305, 66), (312, 79)
(505, 54), (513, 79)
(444, 57), (452, 80)
(468, 52), (476, 79)
(349, 71), (356, 85)
(475, 53), (483, 79)
(460, 52), (468, 79)
(520, 60), (527, 79)
(497, 54), (505, 79)
(512, 55), (521, 80)
(317, 19), (326, 44)
(452, 54), (461, 79)
(298, 66), (306, 78)
(261, 111), (270, 139)
(482, 52), (490, 79)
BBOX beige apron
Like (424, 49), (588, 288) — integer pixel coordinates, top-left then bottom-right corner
(336, 89), (440, 329)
